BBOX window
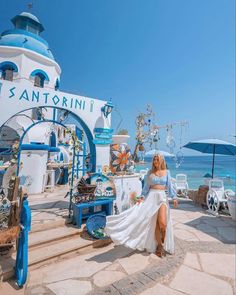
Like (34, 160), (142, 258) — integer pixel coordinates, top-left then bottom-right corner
(34, 73), (45, 88)
(55, 78), (60, 91)
(30, 69), (49, 88)
(0, 62), (18, 81)
(2, 69), (14, 81)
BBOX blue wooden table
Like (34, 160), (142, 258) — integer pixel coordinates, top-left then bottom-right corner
(72, 198), (114, 228)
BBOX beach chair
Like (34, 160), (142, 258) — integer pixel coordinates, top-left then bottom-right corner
(175, 174), (189, 197)
(206, 179), (228, 215)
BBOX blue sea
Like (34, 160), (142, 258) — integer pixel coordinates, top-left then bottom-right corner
(135, 156), (236, 191)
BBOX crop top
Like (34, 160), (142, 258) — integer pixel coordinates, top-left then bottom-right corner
(141, 170), (176, 199)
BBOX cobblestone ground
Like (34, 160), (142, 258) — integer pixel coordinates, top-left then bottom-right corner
(1, 200), (235, 295)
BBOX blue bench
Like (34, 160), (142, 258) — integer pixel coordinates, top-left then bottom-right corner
(72, 198), (114, 228)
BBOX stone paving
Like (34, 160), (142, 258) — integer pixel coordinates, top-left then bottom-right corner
(1, 193), (236, 295)
(28, 185), (70, 231)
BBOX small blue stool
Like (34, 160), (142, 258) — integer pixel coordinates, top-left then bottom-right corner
(72, 198), (113, 228)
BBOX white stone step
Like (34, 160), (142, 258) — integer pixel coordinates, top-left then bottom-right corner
(2, 234), (95, 281)
(31, 216), (70, 233)
(29, 225), (82, 248)
(28, 235), (93, 267)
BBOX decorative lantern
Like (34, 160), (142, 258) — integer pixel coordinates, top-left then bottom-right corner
(101, 99), (114, 118)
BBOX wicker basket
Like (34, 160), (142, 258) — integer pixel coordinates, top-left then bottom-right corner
(0, 225), (20, 246)
(77, 178), (97, 194)
(73, 192), (96, 204)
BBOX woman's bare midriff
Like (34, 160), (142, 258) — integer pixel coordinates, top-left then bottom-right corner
(150, 185), (166, 190)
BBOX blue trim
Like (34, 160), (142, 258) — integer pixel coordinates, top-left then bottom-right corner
(93, 139), (112, 145)
(58, 143), (70, 147)
(21, 144), (50, 151)
(49, 147), (60, 153)
(0, 61), (18, 72)
(30, 69), (50, 81)
(56, 109), (96, 172)
(95, 133), (112, 139)
(1, 29), (48, 46)
(49, 132), (56, 147)
(94, 128), (113, 134)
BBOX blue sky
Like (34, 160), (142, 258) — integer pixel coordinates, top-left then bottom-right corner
(1, 0), (235, 154)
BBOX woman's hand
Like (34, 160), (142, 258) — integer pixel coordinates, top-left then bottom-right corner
(173, 199), (178, 208)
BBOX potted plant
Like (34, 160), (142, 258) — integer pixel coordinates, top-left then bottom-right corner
(112, 129), (130, 144)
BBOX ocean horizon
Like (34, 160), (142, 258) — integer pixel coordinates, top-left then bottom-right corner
(135, 155), (236, 191)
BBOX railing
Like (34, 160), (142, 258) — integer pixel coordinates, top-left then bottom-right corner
(15, 196), (31, 287)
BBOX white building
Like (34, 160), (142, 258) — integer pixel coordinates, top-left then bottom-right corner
(0, 12), (113, 193)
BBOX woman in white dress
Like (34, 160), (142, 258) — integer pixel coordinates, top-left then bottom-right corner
(106, 154), (178, 257)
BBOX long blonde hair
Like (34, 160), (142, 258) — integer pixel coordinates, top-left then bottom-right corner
(151, 154), (167, 173)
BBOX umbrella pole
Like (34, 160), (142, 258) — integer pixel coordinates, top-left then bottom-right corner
(212, 145), (216, 178)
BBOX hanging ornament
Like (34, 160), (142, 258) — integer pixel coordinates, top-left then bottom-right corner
(166, 126), (175, 153)
(174, 150), (184, 168)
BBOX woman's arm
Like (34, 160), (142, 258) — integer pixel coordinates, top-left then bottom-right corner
(167, 170), (177, 200)
(141, 173), (150, 198)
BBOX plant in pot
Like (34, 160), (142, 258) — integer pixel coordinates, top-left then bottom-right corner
(112, 129), (130, 144)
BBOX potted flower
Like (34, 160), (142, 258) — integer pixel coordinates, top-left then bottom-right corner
(112, 129), (130, 144)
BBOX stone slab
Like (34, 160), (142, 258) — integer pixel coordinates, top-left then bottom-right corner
(118, 253), (150, 275)
(173, 229), (199, 241)
(0, 280), (25, 295)
(93, 270), (126, 287)
(47, 279), (92, 295)
(170, 265), (233, 295)
(183, 253), (201, 271)
(199, 253), (236, 280)
(139, 283), (184, 295)
(192, 230), (222, 242)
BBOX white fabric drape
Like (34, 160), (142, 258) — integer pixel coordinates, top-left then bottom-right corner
(106, 189), (174, 254)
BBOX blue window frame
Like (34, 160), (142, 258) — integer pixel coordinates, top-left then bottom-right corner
(0, 61), (18, 81)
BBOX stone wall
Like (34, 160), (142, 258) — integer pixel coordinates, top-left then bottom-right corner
(188, 186), (209, 207)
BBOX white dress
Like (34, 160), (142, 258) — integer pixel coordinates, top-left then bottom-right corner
(105, 171), (176, 254)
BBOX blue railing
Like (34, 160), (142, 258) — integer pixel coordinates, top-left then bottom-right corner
(15, 196), (31, 287)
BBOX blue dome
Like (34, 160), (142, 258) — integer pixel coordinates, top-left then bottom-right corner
(0, 29), (54, 60)
(19, 12), (40, 23)
(0, 12), (55, 60)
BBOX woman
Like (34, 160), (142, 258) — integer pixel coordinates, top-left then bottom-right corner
(106, 154), (178, 257)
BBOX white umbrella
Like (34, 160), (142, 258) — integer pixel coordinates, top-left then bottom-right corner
(144, 149), (174, 158)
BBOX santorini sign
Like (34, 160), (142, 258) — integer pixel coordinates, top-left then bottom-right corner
(0, 80), (103, 113)
(0, 80), (110, 131)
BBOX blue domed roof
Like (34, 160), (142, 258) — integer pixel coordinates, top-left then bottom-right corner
(0, 29), (54, 60)
(19, 12), (40, 23)
(0, 12), (55, 60)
